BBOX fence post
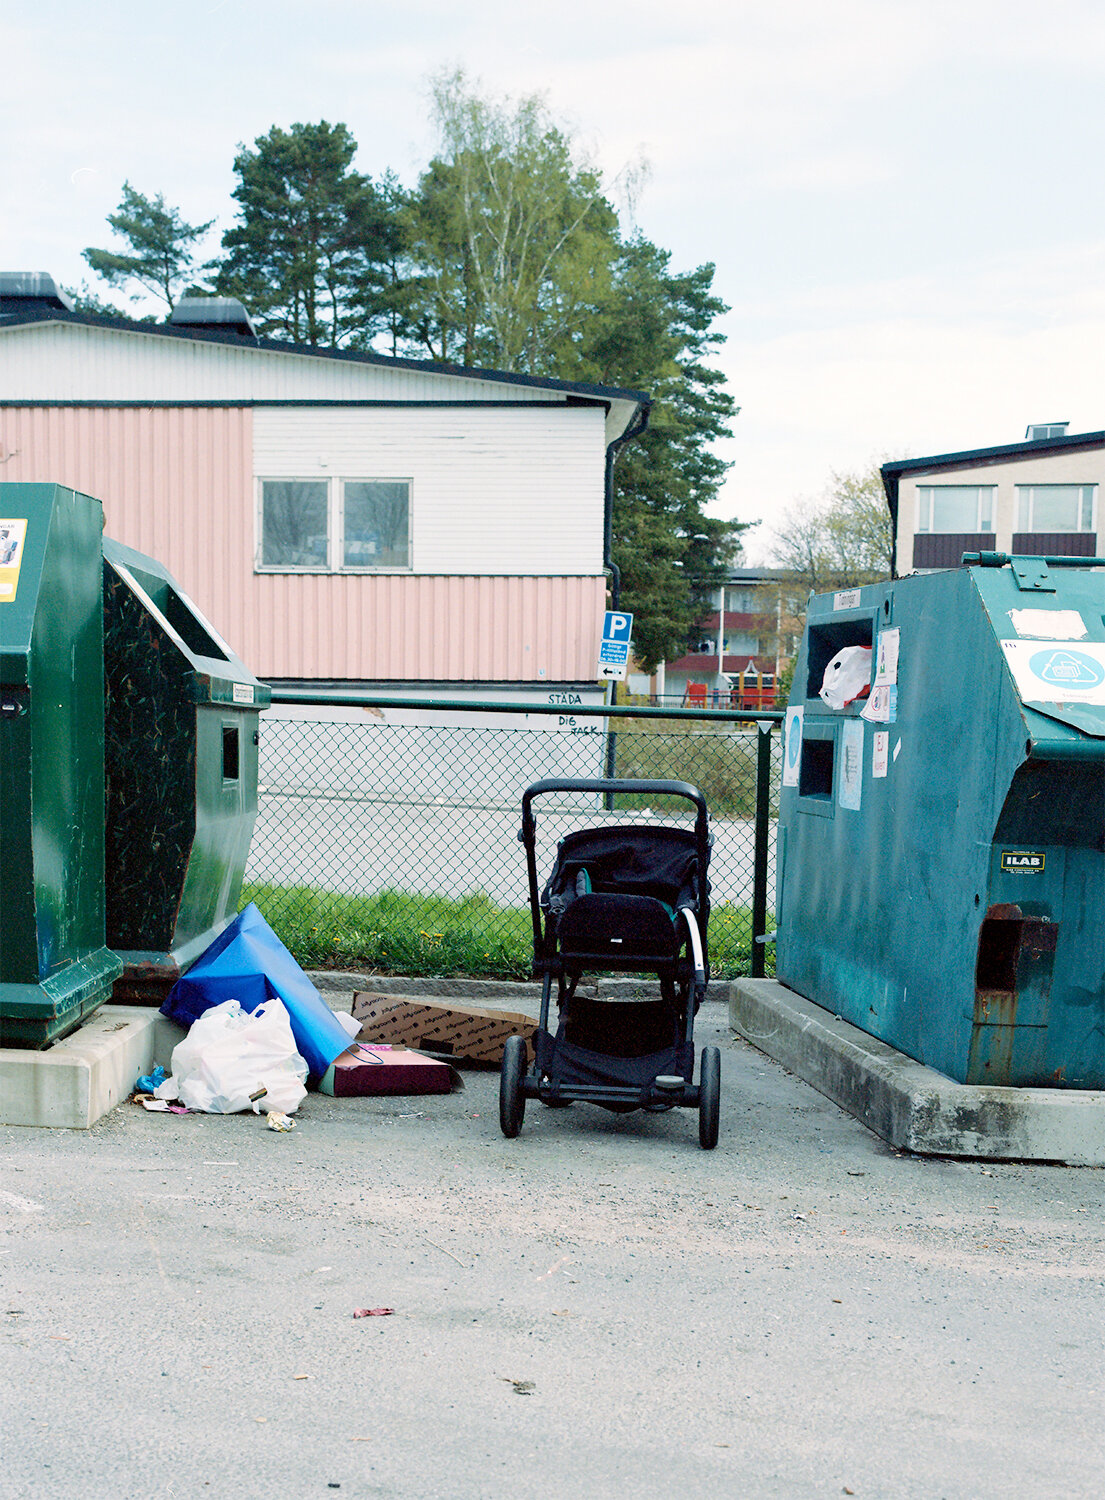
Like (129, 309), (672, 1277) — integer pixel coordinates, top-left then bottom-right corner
(751, 721), (772, 978)
(603, 681), (617, 809)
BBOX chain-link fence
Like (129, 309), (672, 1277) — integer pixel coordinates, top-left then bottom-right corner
(243, 697), (781, 981)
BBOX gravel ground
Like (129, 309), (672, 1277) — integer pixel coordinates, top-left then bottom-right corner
(2, 996), (1103, 1500)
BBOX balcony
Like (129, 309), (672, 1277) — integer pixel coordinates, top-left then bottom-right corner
(911, 533), (994, 570)
(1011, 533), (1098, 557)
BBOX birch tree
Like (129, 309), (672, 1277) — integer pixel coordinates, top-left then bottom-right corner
(771, 464), (895, 594)
(418, 69), (625, 373)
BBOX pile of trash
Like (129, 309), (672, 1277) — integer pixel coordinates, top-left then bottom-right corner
(131, 903), (535, 1125)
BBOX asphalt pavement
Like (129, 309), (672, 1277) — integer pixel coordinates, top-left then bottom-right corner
(2, 997), (1103, 1500)
(246, 795), (773, 905)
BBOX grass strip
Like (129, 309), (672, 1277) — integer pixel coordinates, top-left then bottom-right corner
(242, 880), (772, 981)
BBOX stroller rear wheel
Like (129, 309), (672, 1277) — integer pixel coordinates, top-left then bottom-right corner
(699, 1046), (721, 1150)
(499, 1034), (527, 1138)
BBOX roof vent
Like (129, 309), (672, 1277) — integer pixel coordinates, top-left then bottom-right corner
(1025, 422), (1069, 440)
(0, 272), (75, 314)
(170, 296), (256, 338)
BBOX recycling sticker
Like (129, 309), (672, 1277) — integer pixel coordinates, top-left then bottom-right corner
(782, 706), (803, 787)
(1001, 639), (1105, 705)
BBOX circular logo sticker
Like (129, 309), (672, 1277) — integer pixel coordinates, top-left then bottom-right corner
(1028, 648), (1105, 690)
(787, 713), (802, 766)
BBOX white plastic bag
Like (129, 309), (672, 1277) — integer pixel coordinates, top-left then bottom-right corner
(819, 646), (873, 710)
(157, 998), (309, 1114)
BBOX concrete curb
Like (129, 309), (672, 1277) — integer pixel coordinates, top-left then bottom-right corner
(0, 1007), (180, 1129)
(729, 978), (1105, 1165)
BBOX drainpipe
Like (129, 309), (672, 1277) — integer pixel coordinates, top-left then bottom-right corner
(602, 399), (650, 798)
(603, 399), (651, 611)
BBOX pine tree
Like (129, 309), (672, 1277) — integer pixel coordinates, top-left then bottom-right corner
(82, 183), (214, 314)
(214, 121), (399, 346)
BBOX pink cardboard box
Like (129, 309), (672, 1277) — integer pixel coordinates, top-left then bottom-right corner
(319, 1044), (454, 1097)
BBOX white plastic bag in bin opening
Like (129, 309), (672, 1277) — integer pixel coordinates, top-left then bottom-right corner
(156, 998), (309, 1114)
(819, 646), (873, 710)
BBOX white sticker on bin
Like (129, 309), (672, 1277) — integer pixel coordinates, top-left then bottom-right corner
(782, 706), (803, 787)
(872, 731), (889, 779)
(232, 683), (254, 705)
(839, 720), (864, 811)
(874, 628), (899, 687)
(860, 685), (896, 723)
(1009, 609), (1087, 641)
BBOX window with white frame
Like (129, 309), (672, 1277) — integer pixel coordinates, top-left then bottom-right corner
(916, 485), (996, 534)
(1015, 484), (1096, 534)
(258, 478), (411, 571)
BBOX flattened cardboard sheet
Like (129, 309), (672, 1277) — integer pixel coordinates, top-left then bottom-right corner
(351, 993), (537, 1065)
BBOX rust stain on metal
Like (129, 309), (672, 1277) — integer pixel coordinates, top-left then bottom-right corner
(969, 907), (1059, 1085)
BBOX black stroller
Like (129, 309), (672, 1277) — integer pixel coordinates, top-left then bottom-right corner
(500, 778), (721, 1150)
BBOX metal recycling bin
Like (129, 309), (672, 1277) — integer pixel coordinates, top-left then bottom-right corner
(102, 538), (271, 1000)
(0, 484), (123, 1047)
(775, 554), (1105, 1088)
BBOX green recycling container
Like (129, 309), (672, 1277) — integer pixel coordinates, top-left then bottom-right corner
(776, 554), (1105, 1088)
(0, 484), (123, 1047)
(102, 538), (272, 1000)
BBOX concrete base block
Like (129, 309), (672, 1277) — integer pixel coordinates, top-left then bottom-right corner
(729, 979), (1105, 1165)
(0, 1006), (182, 1129)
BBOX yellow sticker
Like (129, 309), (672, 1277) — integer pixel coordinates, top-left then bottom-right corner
(0, 519), (27, 604)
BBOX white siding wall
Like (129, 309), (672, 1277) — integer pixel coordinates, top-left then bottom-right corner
(0, 321), (640, 444)
(0, 321), (559, 403)
(253, 404), (605, 574)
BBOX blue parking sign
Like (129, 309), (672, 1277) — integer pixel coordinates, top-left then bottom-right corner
(603, 611), (633, 644)
(598, 610), (634, 680)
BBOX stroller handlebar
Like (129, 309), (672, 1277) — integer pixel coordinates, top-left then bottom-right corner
(521, 778), (709, 837)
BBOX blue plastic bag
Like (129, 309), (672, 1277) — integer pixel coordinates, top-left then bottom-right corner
(160, 904), (350, 1079)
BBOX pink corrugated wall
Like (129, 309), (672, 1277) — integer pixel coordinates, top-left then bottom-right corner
(250, 570), (605, 680)
(0, 406), (606, 681)
(0, 405), (254, 653)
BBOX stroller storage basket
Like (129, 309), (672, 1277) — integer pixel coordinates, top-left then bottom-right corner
(503, 777), (722, 1149)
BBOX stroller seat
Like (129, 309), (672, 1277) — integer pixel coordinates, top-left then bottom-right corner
(543, 823), (703, 974)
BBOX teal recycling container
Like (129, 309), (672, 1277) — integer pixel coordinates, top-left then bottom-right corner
(776, 554), (1104, 1088)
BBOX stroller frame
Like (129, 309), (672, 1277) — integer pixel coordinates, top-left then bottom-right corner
(502, 777), (721, 1149)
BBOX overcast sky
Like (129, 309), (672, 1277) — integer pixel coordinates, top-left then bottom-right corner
(3, 0), (1103, 561)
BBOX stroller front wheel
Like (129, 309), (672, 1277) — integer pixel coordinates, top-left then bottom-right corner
(698, 1046), (721, 1150)
(499, 1034), (527, 1138)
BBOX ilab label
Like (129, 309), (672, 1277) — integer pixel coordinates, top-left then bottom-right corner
(1000, 851), (1045, 874)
